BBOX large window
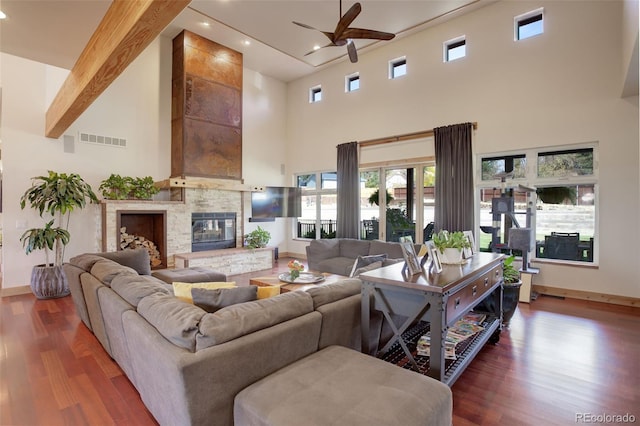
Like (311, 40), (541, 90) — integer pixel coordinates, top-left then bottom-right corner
(477, 145), (597, 264)
(296, 172), (337, 239)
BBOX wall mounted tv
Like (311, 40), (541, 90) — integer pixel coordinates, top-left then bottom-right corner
(251, 186), (301, 219)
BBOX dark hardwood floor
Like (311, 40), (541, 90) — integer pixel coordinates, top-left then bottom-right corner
(1, 258), (638, 425)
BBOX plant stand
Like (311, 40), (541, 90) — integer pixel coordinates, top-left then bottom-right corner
(30, 264), (70, 299)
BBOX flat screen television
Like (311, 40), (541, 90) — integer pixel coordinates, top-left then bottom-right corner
(251, 186), (301, 219)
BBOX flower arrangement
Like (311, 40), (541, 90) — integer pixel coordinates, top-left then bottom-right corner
(287, 259), (305, 281)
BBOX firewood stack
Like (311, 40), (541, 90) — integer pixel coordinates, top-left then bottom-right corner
(120, 227), (162, 268)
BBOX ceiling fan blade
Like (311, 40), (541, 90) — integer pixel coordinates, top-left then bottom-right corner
(293, 21), (337, 44)
(341, 28), (395, 41)
(334, 2), (361, 39)
(292, 21), (317, 30)
(347, 40), (358, 63)
(304, 43), (334, 56)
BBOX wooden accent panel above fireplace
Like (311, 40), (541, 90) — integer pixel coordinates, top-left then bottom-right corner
(172, 30), (243, 180)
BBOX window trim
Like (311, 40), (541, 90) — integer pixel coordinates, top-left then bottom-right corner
(476, 143), (599, 266)
(389, 57), (407, 79)
(444, 36), (466, 62)
(309, 85), (322, 103)
(514, 8), (544, 41)
(295, 171), (337, 240)
(345, 72), (360, 92)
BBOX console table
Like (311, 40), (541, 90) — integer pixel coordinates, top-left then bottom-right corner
(360, 252), (504, 385)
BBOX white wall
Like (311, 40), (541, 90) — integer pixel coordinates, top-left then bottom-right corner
(286, 1), (639, 298)
(1, 35), (289, 290)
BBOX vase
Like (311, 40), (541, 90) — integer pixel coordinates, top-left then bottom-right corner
(502, 281), (523, 326)
(441, 248), (463, 264)
(30, 264), (70, 299)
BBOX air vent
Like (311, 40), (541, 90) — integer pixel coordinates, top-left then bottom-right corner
(79, 132), (127, 148)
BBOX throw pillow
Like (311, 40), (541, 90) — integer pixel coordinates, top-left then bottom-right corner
(192, 286), (258, 313)
(172, 281), (236, 304)
(257, 285), (280, 299)
(352, 260), (383, 277)
(98, 248), (152, 275)
(349, 254), (387, 277)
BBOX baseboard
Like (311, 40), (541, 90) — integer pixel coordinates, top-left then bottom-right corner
(1, 285), (32, 298)
(277, 252), (307, 260)
(532, 285), (640, 308)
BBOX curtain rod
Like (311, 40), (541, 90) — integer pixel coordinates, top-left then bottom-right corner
(358, 122), (478, 148)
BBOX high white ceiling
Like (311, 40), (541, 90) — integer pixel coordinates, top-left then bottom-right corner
(0, 0), (491, 82)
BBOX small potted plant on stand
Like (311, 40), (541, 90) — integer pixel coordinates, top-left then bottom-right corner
(432, 230), (471, 264)
(20, 171), (98, 299)
(501, 255), (523, 326)
(244, 226), (271, 249)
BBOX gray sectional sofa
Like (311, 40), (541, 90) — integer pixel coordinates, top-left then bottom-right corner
(306, 238), (417, 276)
(63, 249), (452, 426)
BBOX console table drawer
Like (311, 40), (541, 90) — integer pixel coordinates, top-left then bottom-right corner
(445, 267), (499, 323)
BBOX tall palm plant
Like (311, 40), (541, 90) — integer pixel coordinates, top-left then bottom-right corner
(20, 171), (98, 266)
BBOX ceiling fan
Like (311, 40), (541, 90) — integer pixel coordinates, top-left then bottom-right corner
(293, 0), (395, 63)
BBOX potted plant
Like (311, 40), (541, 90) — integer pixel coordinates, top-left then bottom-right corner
(244, 226), (271, 249)
(99, 174), (159, 200)
(501, 254), (523, 326)
(20, 171), (98, 299)
(431, 230), (471, 264)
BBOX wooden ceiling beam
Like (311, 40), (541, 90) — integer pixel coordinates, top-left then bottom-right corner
(45, 0), (190, 139)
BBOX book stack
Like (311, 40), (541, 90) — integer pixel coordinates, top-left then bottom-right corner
(417, 313), (486, 360)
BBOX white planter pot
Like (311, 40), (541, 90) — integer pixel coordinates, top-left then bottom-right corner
(441, 248), (463, 264)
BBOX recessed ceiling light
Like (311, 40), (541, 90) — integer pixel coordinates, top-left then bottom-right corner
(201, 21), (210, 27)
(0, 11), (7, 19)
(313, 45), (321, 51)
(243, 40), (251, 46)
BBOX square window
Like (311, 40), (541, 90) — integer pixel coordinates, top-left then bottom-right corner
(309, 86), (322, 103)
(444, 37), (466, 62)
(389, 57), (407, 79)
(346, 73), (360, 92)
(515, 9), (544, 40)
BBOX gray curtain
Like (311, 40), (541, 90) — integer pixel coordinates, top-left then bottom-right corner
(434, 123), (474, 232)
(336, 142), (359, 239)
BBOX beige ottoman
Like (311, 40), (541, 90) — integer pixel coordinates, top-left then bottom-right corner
(234, 345), (452, 426)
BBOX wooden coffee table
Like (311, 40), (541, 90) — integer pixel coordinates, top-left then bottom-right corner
(250, 272), (343, 293)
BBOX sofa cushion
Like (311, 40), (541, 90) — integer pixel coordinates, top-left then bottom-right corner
(172, 281), (236, 304)
(339, 239), (370, 258)
(196, 291), (314, 350)
(152, 267), (226, 284)
(90, 259), (138, 287)
(306, 279), (362, 309)
(137, 293), (206, 352)
(349, 254), (387, 277)
(69, 253), (111, 272)
(98, 248), (151, 275)
(110, 274), (171, 307)
(192, 286), (258, 313)
(352, 260), (383, 277)
(369, 240), (406, 259)
(317, 257), (358, 276)
(306, 239), (340, 262)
